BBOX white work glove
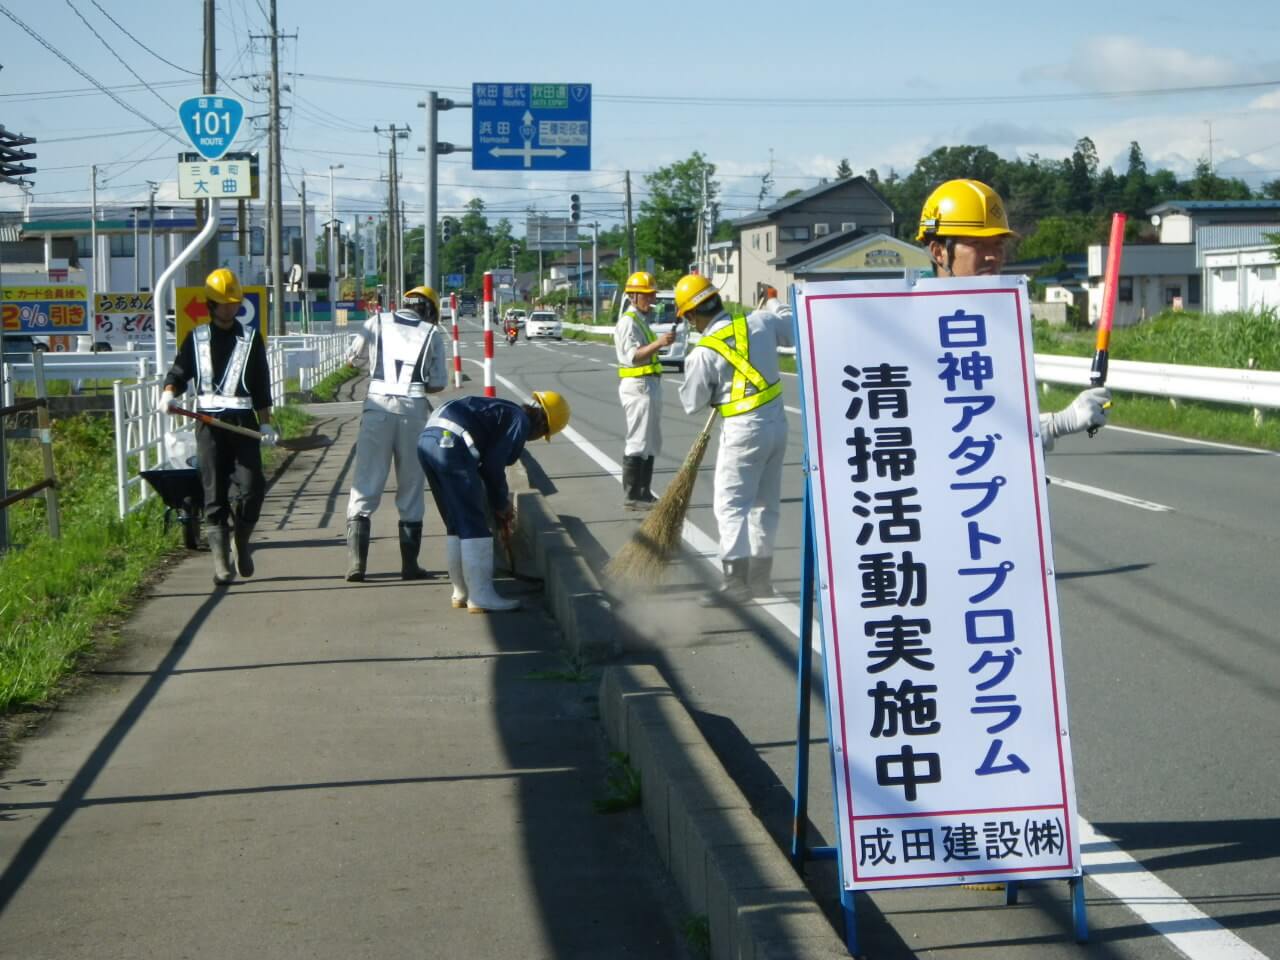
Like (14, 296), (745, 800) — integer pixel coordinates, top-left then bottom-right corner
(161, 391), (180, 414)
(1041, 387), (1110, 448)
(763, 297), (783, 314)
(259, 424), (279, 447)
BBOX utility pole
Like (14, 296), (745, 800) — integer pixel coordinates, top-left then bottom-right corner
(299, 176), (309, 331)
(196, 0), (220, 283)
(89, 164), (98, 311)
(267, 0), (285, 335)
(328, 162), (343, 309)
(591, 221), (599, 325)
(132, 206), (141, 289)
(147, 181), (158, 292)
(624, 169), (636, 272)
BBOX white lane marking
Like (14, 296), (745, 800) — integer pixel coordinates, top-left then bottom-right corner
(483, 357), (1258, 960)
(785, 405), (802, 415)
(1046, 475), (1173, 512)
(1079, 821), (1269, 959)
(1106, 424), (1280, 457)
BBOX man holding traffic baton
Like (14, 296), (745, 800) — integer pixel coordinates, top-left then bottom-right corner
(160, 268), (276, 585)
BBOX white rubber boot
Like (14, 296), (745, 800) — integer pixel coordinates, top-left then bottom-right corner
(446, 535), (468, 609)
(461, 537), (519, 613)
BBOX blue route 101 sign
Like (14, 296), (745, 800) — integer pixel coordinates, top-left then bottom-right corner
(177, 95), (245, 161)
(472, 83), (591, 172)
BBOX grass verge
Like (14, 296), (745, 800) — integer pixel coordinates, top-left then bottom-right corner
(308, 363), (360, 402)
(0, 401), (317, 720)
(563, 327), (613, 346)
(1, 415), (179, 714)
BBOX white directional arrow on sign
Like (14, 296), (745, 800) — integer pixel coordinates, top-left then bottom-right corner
(489, 145), (568, 167)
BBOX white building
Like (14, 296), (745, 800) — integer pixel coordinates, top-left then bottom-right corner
(1197, 225), (1280, 313)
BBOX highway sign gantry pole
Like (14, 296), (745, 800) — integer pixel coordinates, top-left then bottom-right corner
(417, 92), (472, 292)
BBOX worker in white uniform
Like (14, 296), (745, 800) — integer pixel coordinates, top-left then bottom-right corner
(614, 270), (675, 509)
(675, 274), (793, 605)
(917, 179), (1110, 450)
(344, 284), (448, 581)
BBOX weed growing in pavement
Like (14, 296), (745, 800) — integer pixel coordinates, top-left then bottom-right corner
(594, 751), (642, 814)
(680, 915), (710, 960)
(523, 651), (592, 683)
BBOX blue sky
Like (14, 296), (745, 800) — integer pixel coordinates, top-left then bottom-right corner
(2, 0), (1278, 234)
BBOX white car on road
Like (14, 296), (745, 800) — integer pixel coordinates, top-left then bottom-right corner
(525, 310), (562, 340)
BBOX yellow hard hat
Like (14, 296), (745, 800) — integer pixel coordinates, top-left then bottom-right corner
(403, 285), (441, 315)
(624, 271), (658, 295)
(916, 179), (1017, 242)
(531, 390), (570, 441)
(205, 267), (244, 304)
(674, 273), (716, 318)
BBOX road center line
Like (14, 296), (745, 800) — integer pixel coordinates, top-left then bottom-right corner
(477, 359), (1257, 960)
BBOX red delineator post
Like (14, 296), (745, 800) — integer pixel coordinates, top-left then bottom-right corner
(483, 272), (495, 397)
(450, 291), (461, 389)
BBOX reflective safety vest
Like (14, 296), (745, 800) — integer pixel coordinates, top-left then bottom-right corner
(694, 312), (782, 417)
(193, 323), (254, 411)
(617, 310), (664, 378)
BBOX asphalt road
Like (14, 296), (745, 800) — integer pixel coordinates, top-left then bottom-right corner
(461, 318), (1279, 959)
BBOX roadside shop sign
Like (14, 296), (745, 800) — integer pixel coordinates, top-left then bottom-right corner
(174, 285), (268, 346)
(472, 83), (590, 171)
(177, 95), (245, 161)
(1, 284), (89, 334)
(95, 292), (155, 347)
(794, 275), (1081, 891)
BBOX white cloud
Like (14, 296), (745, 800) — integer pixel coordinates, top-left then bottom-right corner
(1028, 35), (1247, 92)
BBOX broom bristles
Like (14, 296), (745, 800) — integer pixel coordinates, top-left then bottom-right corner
(606, 411), (717, 588)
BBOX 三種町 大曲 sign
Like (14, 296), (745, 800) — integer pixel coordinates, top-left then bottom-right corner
(794, 275), (1081, 891)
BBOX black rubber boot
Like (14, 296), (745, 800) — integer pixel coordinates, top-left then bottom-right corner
(205, 523), (235, 585)
(398, 521), (432, 580)
(622, 456), (648, 510)
(699, 559), (751, 607)
(637, 456), (659, 505)
(232, 517), (256, 577)
(748, 555), (775, 598)
(345, 516), (370, 582)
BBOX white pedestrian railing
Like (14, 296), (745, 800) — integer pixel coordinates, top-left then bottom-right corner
(113, 376), (170, 518)
(111, 333), (351, 517)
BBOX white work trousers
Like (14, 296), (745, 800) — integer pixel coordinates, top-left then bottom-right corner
(619, 375), (662, 458)
(347, 393), (431, 522)
(713, 404), (787, 561)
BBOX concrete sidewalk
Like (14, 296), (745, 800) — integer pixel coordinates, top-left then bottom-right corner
(0, 382), (688, 959)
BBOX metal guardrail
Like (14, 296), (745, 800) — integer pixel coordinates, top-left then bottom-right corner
(563, 320), (1280, 413)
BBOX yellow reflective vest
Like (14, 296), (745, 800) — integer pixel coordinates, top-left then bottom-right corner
(694, 312), (782, 417)
(617, 310), (664, 378)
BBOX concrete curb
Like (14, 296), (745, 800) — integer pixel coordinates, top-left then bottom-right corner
(508, 467), (619, 661)
(508, 454), (845, 956)
(600, 664), (849, 960)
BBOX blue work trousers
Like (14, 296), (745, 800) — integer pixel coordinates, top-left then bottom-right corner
(416, 429), (491, 540)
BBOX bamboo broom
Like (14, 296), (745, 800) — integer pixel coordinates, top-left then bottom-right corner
(605, 409), (719, 587)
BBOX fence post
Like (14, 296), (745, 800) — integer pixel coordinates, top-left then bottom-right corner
(31, 351), (61, 539)
(113, 380), (129, 519)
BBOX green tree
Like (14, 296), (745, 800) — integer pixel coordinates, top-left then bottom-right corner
(835, 158), (853, 180)
(1016, 214), (1105, 261)
(635, 151), (718, 272)
(1186, 159), (1253, 201)
(1121, 141), (1156, 217)
(1067, 136), (1099, 213)
(1262, 179), (1280, 200)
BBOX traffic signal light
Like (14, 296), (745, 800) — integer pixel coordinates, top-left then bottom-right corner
(0, 125), (37, 185)
(569, 193), (580, 223)
(441, 218), (453, 243)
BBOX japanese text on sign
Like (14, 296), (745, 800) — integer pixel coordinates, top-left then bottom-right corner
(795, 276), (1080, 891)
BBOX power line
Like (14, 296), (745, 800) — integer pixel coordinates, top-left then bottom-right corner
(87, 0), (200, 76)
(64, 0), (174, 111)
(0, 2), (184, 145)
